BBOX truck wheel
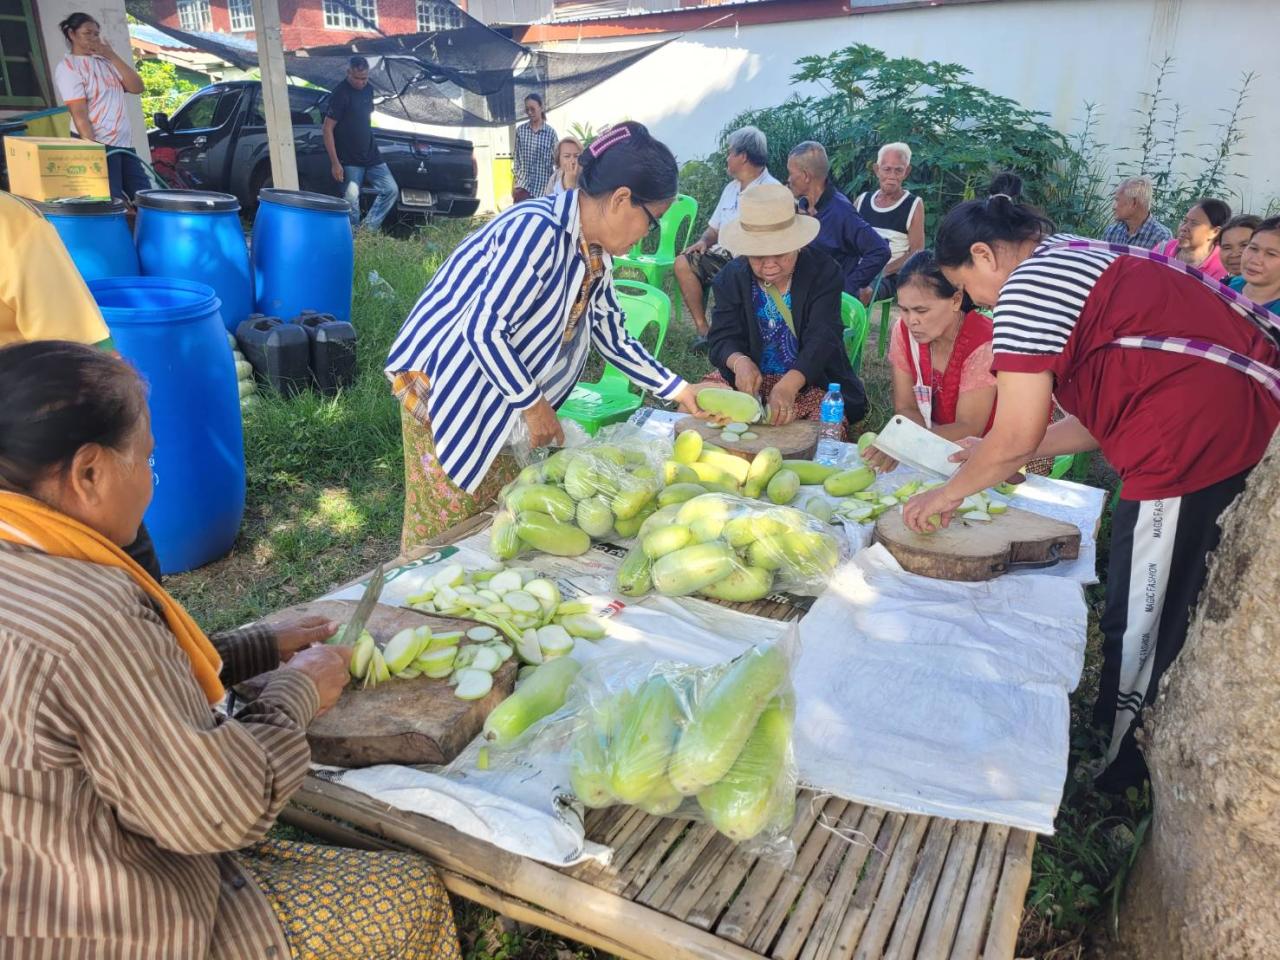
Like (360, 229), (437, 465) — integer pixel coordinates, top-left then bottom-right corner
(247, 164), (272, 213)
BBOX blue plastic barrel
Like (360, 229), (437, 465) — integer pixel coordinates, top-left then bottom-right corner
(39, 198), (140, 282)
(252, 188), (354, 323)
(134, 189), (253, 334)
(89, 277), (245, 575)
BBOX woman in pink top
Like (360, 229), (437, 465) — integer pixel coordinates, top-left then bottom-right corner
(863, 251), (997, 472)
(1156, 198), (1232, 280)
(54, 12), (147, 200)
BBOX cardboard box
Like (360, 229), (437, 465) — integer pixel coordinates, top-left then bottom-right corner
(5, 137), (110, 201)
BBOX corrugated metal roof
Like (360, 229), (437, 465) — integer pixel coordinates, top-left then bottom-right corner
(542, 0), (931, 25)
(129, 23), (258, 55)
(549, 0), (774, 23)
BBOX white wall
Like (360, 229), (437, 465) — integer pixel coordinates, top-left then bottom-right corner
(36, 0), (151, 157)
(539, 0), (1279, 208)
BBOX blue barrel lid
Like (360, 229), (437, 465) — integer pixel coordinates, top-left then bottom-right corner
(37, 197), (127, 216)
(258, 188), (349, 213)
(135, 189), (240, 212)
(89, 277), (222, 325)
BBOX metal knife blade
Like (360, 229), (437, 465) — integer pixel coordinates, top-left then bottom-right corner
(872, 415), (963, 478)
(336, 563), (385, 645)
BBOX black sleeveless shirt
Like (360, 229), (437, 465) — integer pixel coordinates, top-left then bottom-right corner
(853, 189), (922, 261)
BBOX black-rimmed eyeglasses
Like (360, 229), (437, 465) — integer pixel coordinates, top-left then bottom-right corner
(635, 200), (661, 234)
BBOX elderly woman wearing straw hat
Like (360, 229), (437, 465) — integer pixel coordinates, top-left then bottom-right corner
(701, 182), (868, 429)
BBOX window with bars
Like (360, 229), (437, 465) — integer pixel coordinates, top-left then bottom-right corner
(323, 0), (377, 30)
(416, 0), (461, 32)
(0, 0), (50, 107)
(228, 0), (254, 31)
(176, 0), (213, 31)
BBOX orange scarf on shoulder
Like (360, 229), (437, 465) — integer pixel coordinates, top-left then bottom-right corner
(0, 492), (224, 704)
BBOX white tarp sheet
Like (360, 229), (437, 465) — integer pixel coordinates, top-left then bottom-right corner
(793, 545), (1088, 833)
(318, 589), (786, 866)
(316, 551), (1090, 863)
(311, 410), (1101, 862)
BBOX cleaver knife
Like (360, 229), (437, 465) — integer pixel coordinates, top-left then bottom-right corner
(871, 415), (964, 479)
(335, 563), (385, 646)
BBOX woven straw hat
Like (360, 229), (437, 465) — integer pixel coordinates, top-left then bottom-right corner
(719, 182), (819, 256)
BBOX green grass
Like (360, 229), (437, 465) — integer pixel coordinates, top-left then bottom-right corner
(168, 224), (474, 631)
(166, 228), (1141, 960)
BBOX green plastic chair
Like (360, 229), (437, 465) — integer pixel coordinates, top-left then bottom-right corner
(841, 293), (869, 375)
(613, 194), (698, 323)
(558, 280), (671, 435)
(864, 272), (896, 360)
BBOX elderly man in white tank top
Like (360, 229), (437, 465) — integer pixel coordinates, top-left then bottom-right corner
(853, 142), (926, 300)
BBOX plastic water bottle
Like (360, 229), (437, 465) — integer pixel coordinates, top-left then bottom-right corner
(815, 383), (844, 465)
(367, 270), (396, 300)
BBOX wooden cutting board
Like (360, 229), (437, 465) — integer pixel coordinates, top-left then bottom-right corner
(873, 505), (1081, 582)
(243, 599), (515, 768)
(675, 415), (819, 460)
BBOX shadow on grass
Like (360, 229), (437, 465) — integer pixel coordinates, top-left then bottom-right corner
(166, 226), (471, 630)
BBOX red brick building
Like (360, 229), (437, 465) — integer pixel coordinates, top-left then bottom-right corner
(149, 0), (759, 51)
(152, 0), (466, 50)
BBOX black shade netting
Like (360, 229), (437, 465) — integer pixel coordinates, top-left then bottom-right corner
(126, 0), (668, 126)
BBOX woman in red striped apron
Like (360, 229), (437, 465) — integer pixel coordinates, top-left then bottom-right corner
(902, 196), (1280, 789)
(862, 251), (996, 473)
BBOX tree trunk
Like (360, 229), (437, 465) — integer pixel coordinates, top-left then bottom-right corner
(1113, 430), (1280, 958)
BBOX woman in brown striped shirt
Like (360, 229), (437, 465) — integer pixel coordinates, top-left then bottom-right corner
(0, 341), (461, 959)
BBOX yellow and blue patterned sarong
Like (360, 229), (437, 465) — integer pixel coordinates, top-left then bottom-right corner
(238, 838), (462, 960)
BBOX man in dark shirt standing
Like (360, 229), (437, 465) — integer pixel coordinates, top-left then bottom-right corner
(323, 56), (399, 233)
(787, 141), (890, 303)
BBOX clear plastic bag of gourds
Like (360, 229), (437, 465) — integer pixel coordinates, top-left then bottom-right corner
(490, 428), (672, 560)
(228, 332), (258, 409)
(615, 490), (843, 601)
(564, 632), (799, 862)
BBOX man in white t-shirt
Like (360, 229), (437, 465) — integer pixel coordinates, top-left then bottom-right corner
(674, 125), (778, 350)
(53, 12), (147, 200)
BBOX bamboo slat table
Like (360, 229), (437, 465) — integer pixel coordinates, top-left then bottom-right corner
(280, 513), (1037, 960)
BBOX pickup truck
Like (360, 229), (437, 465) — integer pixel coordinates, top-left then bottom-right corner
(148, 80), (480, 220)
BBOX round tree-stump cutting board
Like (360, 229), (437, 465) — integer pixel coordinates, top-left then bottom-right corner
(674, 415), (819, 460)
(240, 599), (515, 768)
(873, 505), (1081, 582)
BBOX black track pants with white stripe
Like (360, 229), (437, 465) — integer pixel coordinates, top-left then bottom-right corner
(1093, 468), (1251, 789)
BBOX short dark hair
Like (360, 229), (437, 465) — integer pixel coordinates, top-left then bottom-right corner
(524, 92), (544, 108)
(987, 171), (1023, 200)
(897, 250), (974, 312)
(58, 12), (98, 41)
(577, 121), (677, 205)
(0, 341), (147, 496)
(1194, 197), (1232, 232)
(1222, 214), (1262, 236)
(348, 55), (369, 71)
(934, 196), (1056, 268)
(1254, 216), (1280, 239)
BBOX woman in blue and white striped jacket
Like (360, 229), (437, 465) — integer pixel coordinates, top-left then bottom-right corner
(386, 121), (701, 551)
